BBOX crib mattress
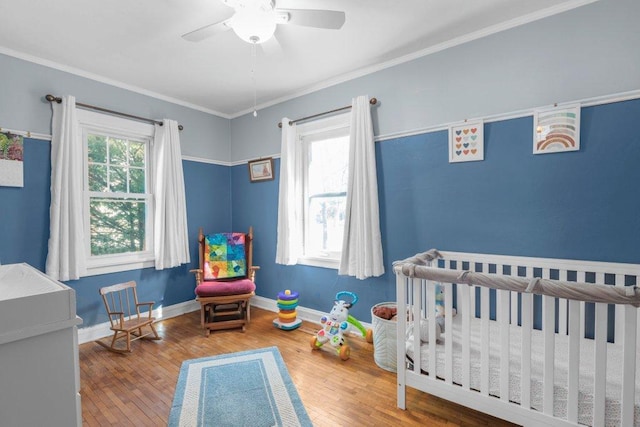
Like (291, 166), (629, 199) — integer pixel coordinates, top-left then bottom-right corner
(405, 314), (640, 426)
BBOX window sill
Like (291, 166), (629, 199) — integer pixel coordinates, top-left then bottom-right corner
(85, 254), (155, 277)
(298, 256), (340, 270)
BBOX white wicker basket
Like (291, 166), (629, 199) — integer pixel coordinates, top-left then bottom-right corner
(371, 302), (398, 372)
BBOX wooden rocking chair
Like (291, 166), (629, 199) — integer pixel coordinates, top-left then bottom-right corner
(96, 281), (161, 353)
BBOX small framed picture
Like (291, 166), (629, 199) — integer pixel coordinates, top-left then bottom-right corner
(248, 157), (275, 182)
(533, 104), (580, 154)
(449, 120), (484, 163)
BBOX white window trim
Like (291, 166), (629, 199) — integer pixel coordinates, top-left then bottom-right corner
(77, 109), (156, 276)
(299, 255), (341, 269)
(296, 113), (350, 270)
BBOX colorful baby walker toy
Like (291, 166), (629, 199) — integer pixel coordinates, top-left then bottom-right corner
(310, 291), (373, 361)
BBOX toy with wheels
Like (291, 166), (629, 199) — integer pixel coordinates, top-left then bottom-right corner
(310, 291), (373, 361)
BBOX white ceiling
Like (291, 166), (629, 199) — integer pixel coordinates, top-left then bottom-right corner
(0, 0), (594, 118)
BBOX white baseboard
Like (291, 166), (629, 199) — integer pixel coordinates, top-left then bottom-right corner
(79, 296), (373, 345)
(251, 295), (323, 325)
(251, 295), (373, 330)
(78, 299), (200, 344)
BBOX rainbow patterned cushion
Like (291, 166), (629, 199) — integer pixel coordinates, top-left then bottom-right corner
(203, 233), (246, 280)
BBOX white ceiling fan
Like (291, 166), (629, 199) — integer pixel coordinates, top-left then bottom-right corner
(182, 0), (346, 45)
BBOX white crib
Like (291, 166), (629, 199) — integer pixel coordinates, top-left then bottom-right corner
(394, 250), (640, 426)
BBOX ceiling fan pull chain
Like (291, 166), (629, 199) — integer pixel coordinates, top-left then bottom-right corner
(251, 41), (258, 117)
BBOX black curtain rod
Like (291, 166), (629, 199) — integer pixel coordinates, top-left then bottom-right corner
(277, 97), (378, 128)
(45, 94), (184, 131)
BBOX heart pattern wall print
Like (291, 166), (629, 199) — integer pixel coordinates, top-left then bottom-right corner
(449, 120), (484, 163)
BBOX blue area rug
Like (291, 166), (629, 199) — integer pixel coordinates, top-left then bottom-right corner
(169, 346), (313, 427)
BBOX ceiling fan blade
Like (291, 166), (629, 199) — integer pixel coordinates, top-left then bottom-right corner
(182, 19), (232, 42)
(277, 9), (345, 30)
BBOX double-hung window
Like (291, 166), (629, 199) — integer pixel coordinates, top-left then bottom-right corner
(297, 113), (350, 269)
(78, 110), (155, 275)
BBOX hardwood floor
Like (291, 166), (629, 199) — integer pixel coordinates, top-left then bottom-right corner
(79, 307), (517, 426)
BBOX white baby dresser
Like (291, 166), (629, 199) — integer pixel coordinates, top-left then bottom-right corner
(0, 263), (82, 427)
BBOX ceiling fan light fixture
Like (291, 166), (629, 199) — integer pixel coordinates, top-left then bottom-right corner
(230, 7), (277, 44)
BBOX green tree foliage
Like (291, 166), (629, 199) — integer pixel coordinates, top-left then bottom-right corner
(87, 134), (147, 256)
(0, 132), (24, 161)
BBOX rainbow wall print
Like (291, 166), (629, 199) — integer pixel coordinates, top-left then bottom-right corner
(533, 104), (580, 154)
(449, 120), (484, 163)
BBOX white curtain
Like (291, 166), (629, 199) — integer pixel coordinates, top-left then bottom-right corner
(339, 95), (384, 279)
(46, 95), (86, 281)
(152, 119), (190, 270)
(275, 118), (303, 265)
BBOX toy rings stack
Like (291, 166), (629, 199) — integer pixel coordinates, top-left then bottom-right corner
(273, 289), (302, 330)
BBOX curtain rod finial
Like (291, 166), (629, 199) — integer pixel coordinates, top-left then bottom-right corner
(278, 122), (282, 128)
(158, 122), (185, 131)
(45, 94), (62, 104)
(370, 97), (377, 105)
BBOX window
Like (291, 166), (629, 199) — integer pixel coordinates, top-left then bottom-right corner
(298, 114), (350, 268)
(78, 110), (155, 275)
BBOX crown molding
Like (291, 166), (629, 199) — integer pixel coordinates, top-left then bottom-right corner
(0, 46), (231, 119)
(229, 0), (600, 119)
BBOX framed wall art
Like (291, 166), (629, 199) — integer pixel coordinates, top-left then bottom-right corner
(449, 120), (484, 163)
(0, 131), (24, 187)
(533, 104), (580, 154)
(248, 157), (275, 182)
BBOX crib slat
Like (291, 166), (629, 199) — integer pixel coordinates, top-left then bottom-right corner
(615, 274), (624, 344)
(412, 278), (423, 375)
(427, 281), (437, 380)
(567, 299), (580, 423)
(481, 286), (490, 396)
(592, 302), (607, 426)
(558, 269), (568, 335)
(495, 262), (504, 306)
(470, 285), (477, 319)
(444, 282), (453, 384)
(621, 305), (637, 426)
(638, 302), (640, 353)
(543, 294), (555, 416)
(576, 271), (586, 339)
(461, 285), (471, 389)
(541, 268), (554, 416)
(637, 300), (640, 352)
(498, 288), (510, 402)
(521, 292), (533, 410)
(396, 274), (408, 410)
(511, 292), (518, 325)
(508, 263), (517, 326)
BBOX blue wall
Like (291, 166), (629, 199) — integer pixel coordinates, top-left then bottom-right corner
(232, 98), (640, 322)
(229, 0), (640, 162)
(0, 139), (51, 269)
(0, 147), (231, 326)
(380, 101), (640, 263)
(3, 98), (637, 327)
(0, 49), (233, 329)
(1, 0), (639, 329)
(226, 0), (640, 323)
(0, 52), (231, 162)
